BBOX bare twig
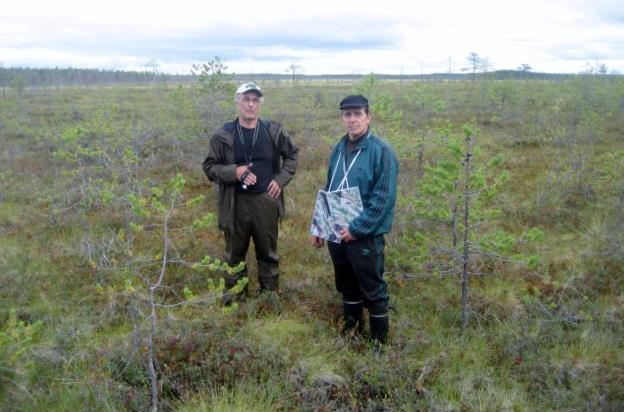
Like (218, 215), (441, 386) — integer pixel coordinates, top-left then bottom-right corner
(461, 135), (473, 331)
(146, 198), (173, 412)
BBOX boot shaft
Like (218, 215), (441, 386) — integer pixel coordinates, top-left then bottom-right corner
(342, 301), (363, 335)
(369, 313), (389, 344)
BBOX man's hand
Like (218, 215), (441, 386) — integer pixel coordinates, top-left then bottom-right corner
(339, 228), (357, 243)
(235, 164), (256, 187)
(310, 235), (325, 248)
(267, 179), (282, 198)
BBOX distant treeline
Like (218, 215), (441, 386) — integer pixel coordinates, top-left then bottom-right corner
(0, 67), (618, 89)
(243, 71), (584, 82)
(0, 67), (193, 88)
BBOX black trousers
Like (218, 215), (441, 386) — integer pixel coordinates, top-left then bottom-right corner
(327, 235), (388, 316)
(224, 192), (280, 291)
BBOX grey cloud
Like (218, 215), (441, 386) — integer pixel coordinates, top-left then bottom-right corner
(1, 13), (402, 64)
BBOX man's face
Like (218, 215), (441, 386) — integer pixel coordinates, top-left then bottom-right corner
(341, 107), (371, 140)
(236, 92), (262, 122)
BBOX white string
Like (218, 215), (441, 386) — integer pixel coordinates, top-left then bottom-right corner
(337, 150), (361, 190)
(328, 132), (369, 191)
(327, 152), (342, 191)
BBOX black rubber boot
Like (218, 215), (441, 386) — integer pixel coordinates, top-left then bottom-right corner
(258, 259), (280, 292)
(370, 314), (388, 357)
(342, 301), (364, 335)
(222, 269), (248, 306)
(369, 313), (389, 345)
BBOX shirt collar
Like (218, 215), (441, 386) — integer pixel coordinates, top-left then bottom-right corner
(339, 128), (371, 152)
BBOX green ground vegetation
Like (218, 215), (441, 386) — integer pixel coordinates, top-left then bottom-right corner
(1, 75), (623, 410)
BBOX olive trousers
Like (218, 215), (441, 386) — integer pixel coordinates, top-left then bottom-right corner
(224, 192), (280, 291)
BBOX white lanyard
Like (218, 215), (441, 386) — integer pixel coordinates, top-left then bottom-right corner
(328, 132), (369, 191)
(328, 149), (361, 191)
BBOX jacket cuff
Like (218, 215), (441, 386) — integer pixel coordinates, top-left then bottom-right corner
(273, 172), (289, 188)
(348, 223), (368, 239)
(223, 164), (239, 183)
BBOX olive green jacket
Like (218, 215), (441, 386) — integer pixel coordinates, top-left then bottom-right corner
(202, 119), (299, 232)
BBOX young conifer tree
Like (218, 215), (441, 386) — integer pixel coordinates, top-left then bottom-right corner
(95, 173), (245, 412)
(411, 123), (542, 329)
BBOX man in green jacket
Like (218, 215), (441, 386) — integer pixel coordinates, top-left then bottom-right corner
(310, 94), (398, 349)
(203, 82), (298, 298)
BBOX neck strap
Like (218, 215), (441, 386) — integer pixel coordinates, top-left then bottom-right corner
(236, 118), (260, 165)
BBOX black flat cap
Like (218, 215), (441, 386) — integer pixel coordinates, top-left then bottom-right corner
(339, 95), (369, 110)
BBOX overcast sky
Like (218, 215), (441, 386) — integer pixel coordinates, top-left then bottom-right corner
(1, 0), (623, 75)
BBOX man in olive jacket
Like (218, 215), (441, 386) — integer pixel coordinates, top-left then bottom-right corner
(203, 82), (298, 296)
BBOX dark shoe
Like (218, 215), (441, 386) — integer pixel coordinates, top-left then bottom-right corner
(257, 259), (279, 291)
(341, 300), (364, 335)
(222, 290), (234, 306)
(224, 272), (246, 290)
(221, 281), (248, 307)
(257, 282), (279, 293)
(222, 289), (247, 306)
(369, 313), (389, 345)
(256, 286), (281, 296)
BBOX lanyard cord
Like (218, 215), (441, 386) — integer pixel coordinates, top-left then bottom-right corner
(328, 149), (362, 191)
(328, 131), (369, 191)
(327, 153), (342, 191)
(338, 150), (361, 190)
(236, 118), (259, 166)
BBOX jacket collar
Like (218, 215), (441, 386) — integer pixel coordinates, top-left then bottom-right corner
(337, 128), (372, 153)
(215, 118), (265, 147)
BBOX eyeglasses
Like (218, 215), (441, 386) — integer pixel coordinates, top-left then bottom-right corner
(239, 96), (261, 104)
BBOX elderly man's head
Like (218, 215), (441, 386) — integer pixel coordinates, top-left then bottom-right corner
(339, 95), (371, 140)
(235, 82), (264, 123)
(235, 82), (264, 102)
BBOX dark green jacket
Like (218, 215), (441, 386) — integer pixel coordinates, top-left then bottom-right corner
(325, 130), (398, 238)
(203, 119), (299, 231)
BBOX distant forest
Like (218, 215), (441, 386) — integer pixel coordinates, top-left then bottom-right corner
(0, 66), (617, 89)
